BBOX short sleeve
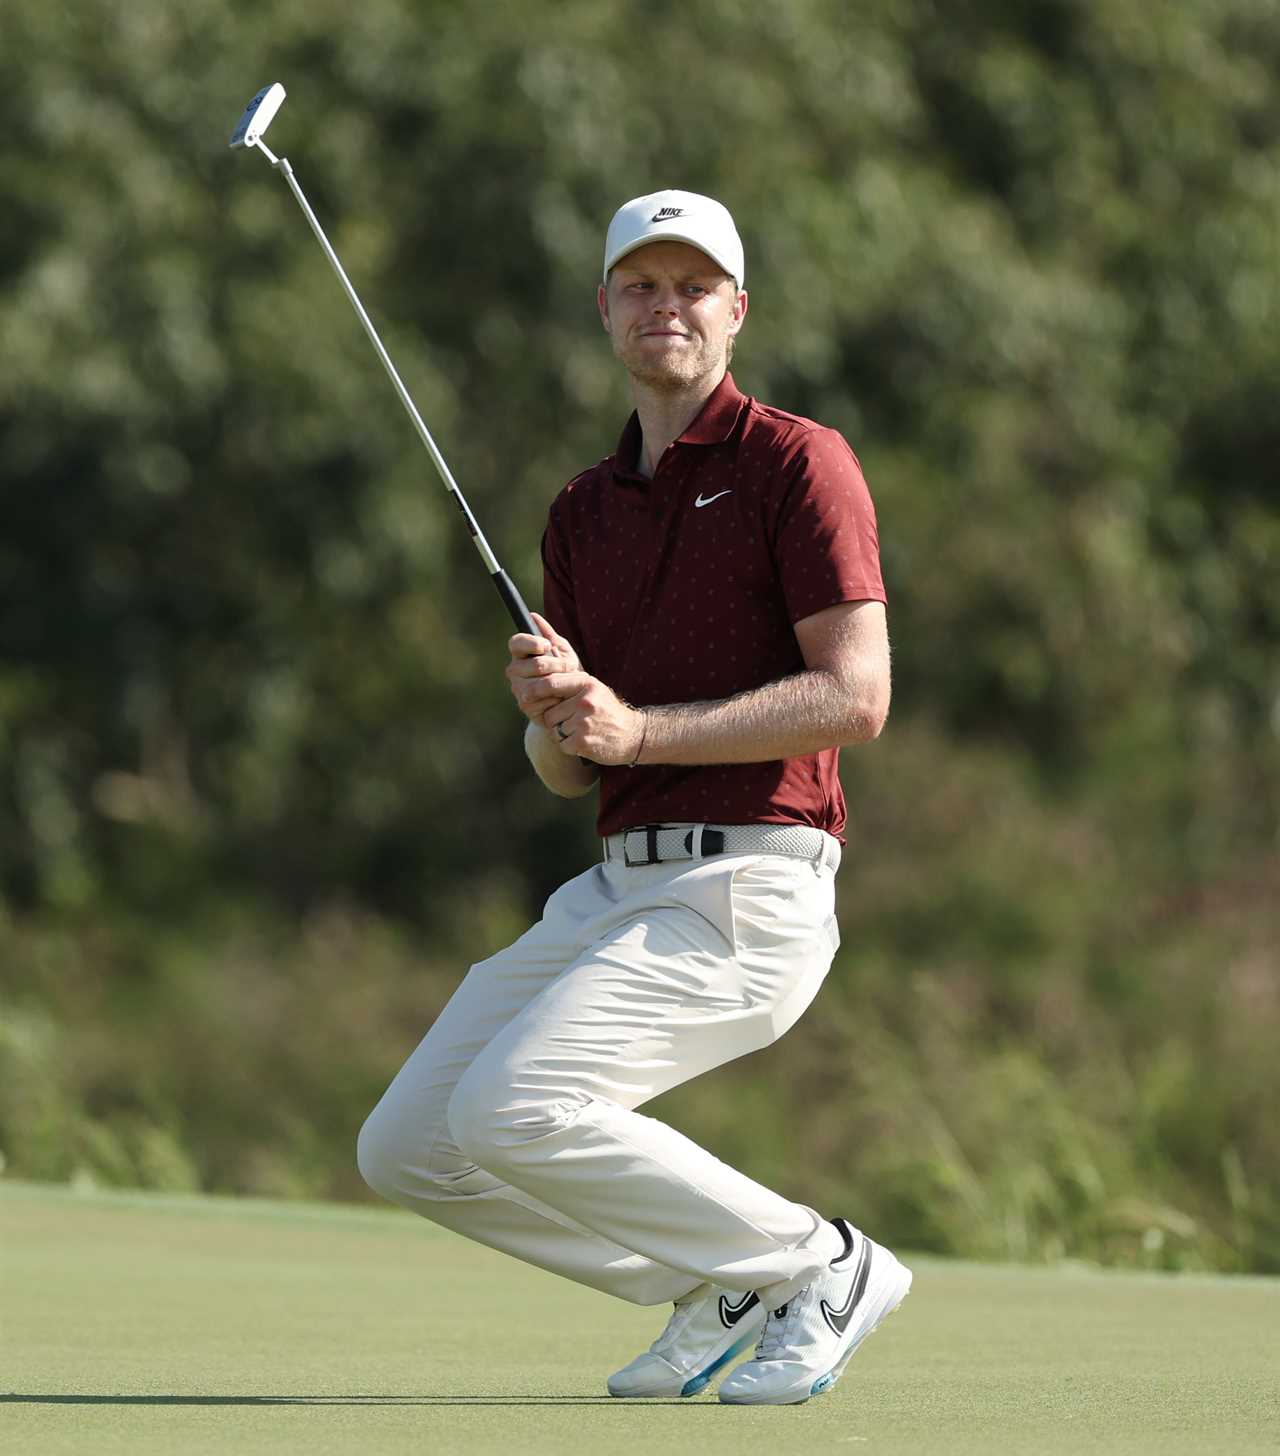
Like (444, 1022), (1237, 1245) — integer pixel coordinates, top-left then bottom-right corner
(770, 428), (886, 624)
(540, 499), (587, 662)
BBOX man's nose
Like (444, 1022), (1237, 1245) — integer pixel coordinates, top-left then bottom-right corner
(650, 285), (679, 314)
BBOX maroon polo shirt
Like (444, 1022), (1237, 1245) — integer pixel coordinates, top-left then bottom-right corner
(541, 372), (885, 841)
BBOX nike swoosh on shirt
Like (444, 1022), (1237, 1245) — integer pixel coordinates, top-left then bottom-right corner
(819, 1239), (872, 1336)
(694, 490), (733, 508)
(718, 1291), (760, 1328)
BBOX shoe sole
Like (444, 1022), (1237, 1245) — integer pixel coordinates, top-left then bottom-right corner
(607, 1327), (761, 1399)
(719, 1246), (913, 1406)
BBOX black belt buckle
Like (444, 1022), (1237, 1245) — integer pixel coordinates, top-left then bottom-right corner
(623, 824), (727, 866)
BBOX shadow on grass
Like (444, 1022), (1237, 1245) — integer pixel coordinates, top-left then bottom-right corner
(3, 1393), (703, 1406)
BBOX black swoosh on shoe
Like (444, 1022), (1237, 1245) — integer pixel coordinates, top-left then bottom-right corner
(718, 1292), (760, 1328)
(819, 1239), (872, 1336)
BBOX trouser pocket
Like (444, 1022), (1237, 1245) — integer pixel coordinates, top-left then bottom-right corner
(667, 855), (839, 1047)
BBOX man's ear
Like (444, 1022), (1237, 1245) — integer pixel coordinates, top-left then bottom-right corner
(597, 282), (612, 334)
(729, 287), (749, 334)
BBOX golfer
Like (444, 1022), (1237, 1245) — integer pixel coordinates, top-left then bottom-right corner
(358, 190), (910, 1405)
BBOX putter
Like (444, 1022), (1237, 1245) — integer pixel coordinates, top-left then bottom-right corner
(229, 84), (538, 637)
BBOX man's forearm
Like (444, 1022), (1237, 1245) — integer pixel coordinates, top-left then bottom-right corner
(524, 720), (600, 797)
(637, 668), (888, 766)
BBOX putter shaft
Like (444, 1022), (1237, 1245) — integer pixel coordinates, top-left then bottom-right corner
(273, 156), (534, 634)
(234, 91), (536, 638)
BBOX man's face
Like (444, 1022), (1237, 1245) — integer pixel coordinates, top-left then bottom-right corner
(597, 241), (748, 391)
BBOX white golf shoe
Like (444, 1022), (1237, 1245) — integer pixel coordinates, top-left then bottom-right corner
(718, 1219), (912, 1405)
(607, 1285), (766, 1398)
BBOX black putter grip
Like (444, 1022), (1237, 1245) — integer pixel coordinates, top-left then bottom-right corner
(491, 569), (538, 638)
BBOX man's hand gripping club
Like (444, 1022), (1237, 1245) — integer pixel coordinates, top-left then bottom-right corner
(506, 613), (645, 796)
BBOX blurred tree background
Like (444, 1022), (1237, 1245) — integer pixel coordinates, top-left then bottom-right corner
(1, 0), (1276, 1272)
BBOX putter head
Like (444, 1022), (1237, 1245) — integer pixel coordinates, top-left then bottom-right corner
(229, 83), (287, 149)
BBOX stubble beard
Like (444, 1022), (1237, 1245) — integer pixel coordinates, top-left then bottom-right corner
(613, 330), (730, 394)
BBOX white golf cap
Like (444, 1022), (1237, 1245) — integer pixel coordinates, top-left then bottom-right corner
(603, 189), (745, 286)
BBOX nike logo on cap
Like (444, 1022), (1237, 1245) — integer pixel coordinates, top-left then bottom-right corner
(650, 206), (688, 222)
(718, 1292), (760, 1328)
(694, 490), (732, 508)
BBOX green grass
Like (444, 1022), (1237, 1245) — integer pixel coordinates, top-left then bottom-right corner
(3, 1180), (1277, 1455)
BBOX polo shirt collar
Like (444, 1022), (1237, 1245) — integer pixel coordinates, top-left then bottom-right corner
(680, 371), (747, 444)
(612, 372), (747, 482)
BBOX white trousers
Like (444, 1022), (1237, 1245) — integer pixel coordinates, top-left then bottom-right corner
(357, 841), (842, 1309)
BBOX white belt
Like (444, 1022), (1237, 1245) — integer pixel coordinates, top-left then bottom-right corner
(602, 822), (840, 870)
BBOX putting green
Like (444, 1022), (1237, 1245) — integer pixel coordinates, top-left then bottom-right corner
(3, 1180), (1276, 1455)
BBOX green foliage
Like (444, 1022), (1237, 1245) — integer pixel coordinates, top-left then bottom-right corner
(1, 1), (1277, 1269)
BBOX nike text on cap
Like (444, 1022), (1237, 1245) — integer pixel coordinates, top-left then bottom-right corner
(603, 190), (745, 287)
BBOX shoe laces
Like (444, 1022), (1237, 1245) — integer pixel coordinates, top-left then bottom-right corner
(752, 1226), (854, 1363)
(754, 1299), (798, 1361)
